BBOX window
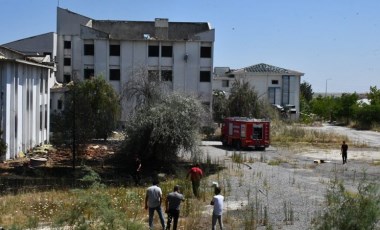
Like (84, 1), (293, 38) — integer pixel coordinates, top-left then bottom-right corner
(282, 75), (296, 105)
(64, 58), (71, 66)
(161, 46), (173, 57)
(109, 69), (120, 81)
(110, 45), (120, 56)
(84, 68), (94, 79)
(64, 41), (71, 49)
(272, 80), (279, 85)
(57, 100), (63, 110)
(200, 71), (211, 82)
(84, 44), (94, 56)
(64, 74), (71, 83)
(148, 45), (159, 57)
(148, 70), (159, 81)
(161, 70), (172, 81)
(200, 46), (212, 58)
(222, 80), (229, 87)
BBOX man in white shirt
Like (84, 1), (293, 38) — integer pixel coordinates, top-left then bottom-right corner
(145, 179), (165, 230)
(210, 186), (224, 230)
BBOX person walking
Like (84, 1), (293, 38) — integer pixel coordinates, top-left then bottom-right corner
(186, 163), (203, 198)
(341, 141), (348, 164)
(165, 185), (185, 230)
(210, 186), (224, 230)
(145, 179), (165, 230)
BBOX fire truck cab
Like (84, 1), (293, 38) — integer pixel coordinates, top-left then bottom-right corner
(221, 117), (270, 150)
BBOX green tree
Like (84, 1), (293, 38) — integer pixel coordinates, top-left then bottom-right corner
(310, 95), (336, 121)
(368, 86), (380, 105)
(53, 76), (121, 168)
(300, 81), (314, 103)
(227, 80), (260, 117)
(335, 93), (359, 124)
(124, 93), (205, 165)
(212, 89), (228, 124)
(122, 69), (206, 167)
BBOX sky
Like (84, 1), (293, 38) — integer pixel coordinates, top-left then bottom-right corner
(0, 0), (379, 93)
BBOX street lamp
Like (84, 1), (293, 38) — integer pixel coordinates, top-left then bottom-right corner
(325, 78), (331, 97)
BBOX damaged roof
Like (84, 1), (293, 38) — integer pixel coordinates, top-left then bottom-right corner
(240, 63), (304, 75)
(90, 20), (211, 40)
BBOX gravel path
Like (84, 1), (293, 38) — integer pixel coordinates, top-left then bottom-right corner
(199, 127), (380, 229)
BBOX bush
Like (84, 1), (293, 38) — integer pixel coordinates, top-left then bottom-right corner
(313, 176), (380, 230)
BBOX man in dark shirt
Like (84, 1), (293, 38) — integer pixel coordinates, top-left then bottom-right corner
(134, 155), (142, 185)
(165, 185), (185, 230)
(341, 141), (348, 164)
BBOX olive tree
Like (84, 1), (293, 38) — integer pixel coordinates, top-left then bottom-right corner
(122, 68), (206, 166)
(227, 80), (260, 118)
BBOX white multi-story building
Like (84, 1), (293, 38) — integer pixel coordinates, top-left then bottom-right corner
(213, 63), (304, 118)
(56, 7), (215, 122)
(0, 46), (52, 160)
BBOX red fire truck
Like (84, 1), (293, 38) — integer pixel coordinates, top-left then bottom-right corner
(221, 117), (270, 150)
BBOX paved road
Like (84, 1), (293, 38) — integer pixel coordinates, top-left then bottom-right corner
(303, 123), (380, 147)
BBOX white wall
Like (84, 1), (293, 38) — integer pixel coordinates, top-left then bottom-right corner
(0, 60), (50, 160)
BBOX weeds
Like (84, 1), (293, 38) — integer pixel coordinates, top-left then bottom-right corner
(312, 173), (380, 230)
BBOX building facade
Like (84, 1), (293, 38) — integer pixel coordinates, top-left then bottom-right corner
(0, 47), (52, 160)
(56, 7), (215, 121)
(213, 63), (304, 118)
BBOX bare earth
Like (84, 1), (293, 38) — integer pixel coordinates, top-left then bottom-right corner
(199, 124), (380, 229)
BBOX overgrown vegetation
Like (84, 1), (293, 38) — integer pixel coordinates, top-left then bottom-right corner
(50, 76), (121, 169)
(313, 175), (380, 230)
(302, 84), (380, 130)
(122, 69), (207, 168)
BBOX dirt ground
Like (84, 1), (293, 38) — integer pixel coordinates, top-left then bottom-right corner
(0, 124), (379, 229)
(199, 124), (380, 229)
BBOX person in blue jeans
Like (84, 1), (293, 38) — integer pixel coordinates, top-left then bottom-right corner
(145, 179), (165, 230)
(210, 186), (224, 230)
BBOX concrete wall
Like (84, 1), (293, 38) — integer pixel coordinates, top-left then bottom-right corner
(0, 60), (50, 160)
(57, 9), (215, 121)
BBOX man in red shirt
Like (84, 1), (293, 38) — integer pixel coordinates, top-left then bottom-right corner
(187, 163), (203, 198)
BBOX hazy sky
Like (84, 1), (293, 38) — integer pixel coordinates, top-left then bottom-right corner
(1, 0), (379, 93)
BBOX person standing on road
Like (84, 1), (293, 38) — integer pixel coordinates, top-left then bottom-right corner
(341, 141), (348, 164)
(145, 179), (166, 230)
(187, 163), (203, 198)
(210, 186), (224, 230)
(165, 185), (185, 230)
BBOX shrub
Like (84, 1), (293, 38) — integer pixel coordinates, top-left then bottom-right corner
(312, 176), (380, 229)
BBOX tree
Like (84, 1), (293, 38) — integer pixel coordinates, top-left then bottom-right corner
(124, 93), (205, 165)
(212, 90), (228, 124)
(52, 76), (121, 168)
(300, 81), (314, 103)
(122, 69), (207, 167)
(368, 86), (380, 105)
(227, 80), (260, 118)
(310, 95), (336, 121)
(334, 93), (358, 124)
